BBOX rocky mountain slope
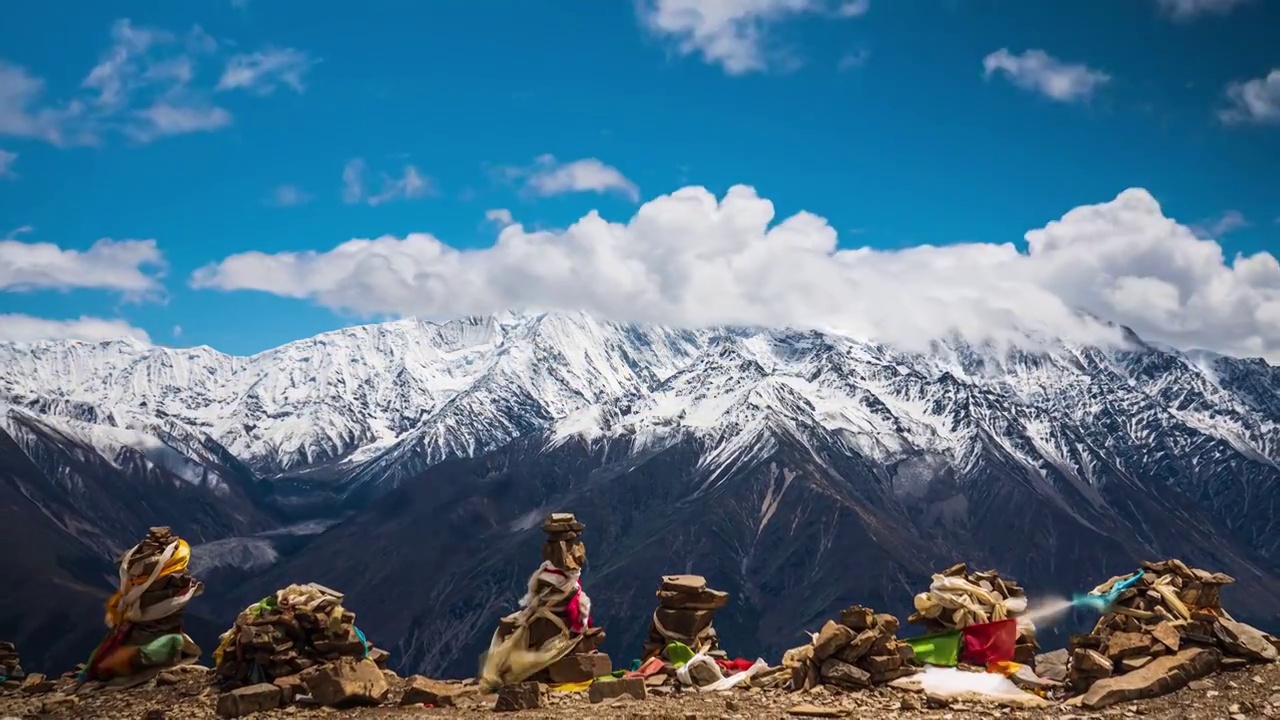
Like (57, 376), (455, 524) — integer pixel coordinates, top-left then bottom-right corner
(1, 311), (1278, 677)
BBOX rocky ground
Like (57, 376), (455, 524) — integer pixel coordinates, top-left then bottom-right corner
(3, 660), (1279, 720)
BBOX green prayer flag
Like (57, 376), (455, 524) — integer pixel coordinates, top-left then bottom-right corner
(904, 630), (962, 667)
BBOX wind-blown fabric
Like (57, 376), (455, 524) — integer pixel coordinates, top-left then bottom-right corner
(479, 561), (591, 691)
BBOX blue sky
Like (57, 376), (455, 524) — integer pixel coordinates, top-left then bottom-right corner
(1, 0), (1278, 359)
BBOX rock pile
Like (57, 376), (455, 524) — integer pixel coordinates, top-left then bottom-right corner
(1066, 559), (1280, 709)
(489, 513), (611, 686)
(213, 582), (389, 690)
(782, 606), (919, 691)
(910, 562), (1039, 663)
(0, 642), (21, 684)
(642, 574), (730, 661)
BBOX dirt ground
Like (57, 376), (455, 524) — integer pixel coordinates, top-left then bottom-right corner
(3, 660), (1279, 720)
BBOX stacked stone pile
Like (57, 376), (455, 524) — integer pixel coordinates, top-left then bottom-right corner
(782, 605), (919, 691)
(642, 574), (730, 661)
(492, 513), (611, 685)
(0, 642), (21, 683)
(120, 526), (204, 647)
(909, 562), (1039, 663)
(1066, 559), (1280, 708)
(213, 582), (390, 690)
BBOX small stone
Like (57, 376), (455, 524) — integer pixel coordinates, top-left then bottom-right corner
(143, 710), (166, 720)
(304, 657), (389, 707)
(838, 606), (875, 631)
(39, 694), (79, 714)
(273, 674), (307, 705)
(819, 659), (870, 690)
(401, 675), (460, 707)
(495, 681), (544, 711)
(547, 652), (613, 683)
(813, 621), (856, 661)
(589, 677), (647, 704)
(788, 704), (846, 717)
(367, 647), (390, 669)
(1189, 679), (1213, 691)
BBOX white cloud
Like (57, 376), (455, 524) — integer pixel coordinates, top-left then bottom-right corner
(485, 208), (515, 227)
(0, 148), (15, 178)
(1192, 209), (1249, 239)
(271, 184), (312, 206)
(217, 48), (316, 95)
(190, 185), (1280, 362)
(0, 19), (310, 146)
(1219, 69), (1280, 125)
(503, 155), (640, 202)
(0, 314), (151, 344)
(1156, 0), (1251, 20)
(171, 324), (183, 338)
(983, 48), (1111, 103)
(341, 158), (431, 206)
(637, 0), (868, 75)
(0, 236), (165, 296)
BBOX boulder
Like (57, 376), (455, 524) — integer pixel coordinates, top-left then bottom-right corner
(589, 677), (647, 704)
(839, 606), (875, 631)
(494, 681), (544, 711)
(304, 657), (389, 707)
(216, 683), (283, 718)
(1104, 632), (1155, 661)
(1080, 646), (1221, 710)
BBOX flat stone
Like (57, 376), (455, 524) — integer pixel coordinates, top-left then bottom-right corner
(819, 659), (870, 690)
(589, 677), (647, 704)
(216, 683), (283, 718)
(788, 704), (846, 717)
(1035, 648), (1069, 682)
(1120, 656), (1154, 672)
(547, 653), (612, 684)
(1151, 622), (1181, 652)
(19, 673), (53, 695)
(1105, 632), (1156, 661)
(368, 647), (390, 669)
(813, 621), (856, 661)
(654, 608), (716, 639)
(1073, 647), (1115, 676)
(494, 681), (545, 711)
(834, 629), (878, 664)
(657, 588), (730, 610)
(304, 657), (389, 707)
(1216, 618), (1280, 663)
(39, 694), (79, 714)
(1081, 646), (1221, 710)
(863, 654), (902, 673)
(660, 575), (708, 593)
(273, 674), (307, 705)
(401, 675), (462, 706)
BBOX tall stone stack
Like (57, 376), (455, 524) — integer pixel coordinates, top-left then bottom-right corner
(123, 526), (204, 648)
(496, 513), (611, 685)
(783, 606), (918, 691)
(1067, 559), (1280, 706)
(642, 575), (729, 660)
(0, 642), (22, 682)
(909, 562), (1039, 663)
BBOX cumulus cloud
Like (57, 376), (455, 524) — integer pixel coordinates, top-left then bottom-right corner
(1219, 69), (1280, 125)
(190, 185), (1280, 361)
(0, 18), (311, 146)
(216, 48), (316, 95)
(638, 0), (868, 75)
(983, 48), (1111, 103)
(502, 155), (639, 202)
(342, 158), (431, 206)
(0, 148), (15, 178)
(1156, 0), (1251, 20)
(0, 314), (151, 344)
(0, 236), (165, 297)
(270, 184), (312, 206)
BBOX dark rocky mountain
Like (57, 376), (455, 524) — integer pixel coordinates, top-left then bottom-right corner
(1, 311), (1277, 677)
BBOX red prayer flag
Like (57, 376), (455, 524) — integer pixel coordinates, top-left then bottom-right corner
(959, 618), (1017, 665)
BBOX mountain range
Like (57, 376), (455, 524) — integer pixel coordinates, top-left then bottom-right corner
(1, 310), (1278, 678)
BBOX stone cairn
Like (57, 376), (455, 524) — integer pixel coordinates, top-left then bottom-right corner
(642, 574), (730, 662)
(0, 641), (22, 686)
(782, 606), (918, 691)
(214, 582), (390, 691)
(495, 513), (611, 685)
(1066, 559), (1280, 707)
(909, 562), (1039, 664)
(123, 526), (204, 649)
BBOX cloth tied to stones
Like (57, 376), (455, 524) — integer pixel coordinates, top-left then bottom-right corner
(913, 574), (1031, 633)
(80, 535), (202, 682)
(477, 560), (592, 691)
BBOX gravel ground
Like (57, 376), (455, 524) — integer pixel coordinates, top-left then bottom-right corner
(3, 661), (1278, 720)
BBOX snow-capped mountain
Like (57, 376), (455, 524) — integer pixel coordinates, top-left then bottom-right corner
(3, 310), (1279, 676)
